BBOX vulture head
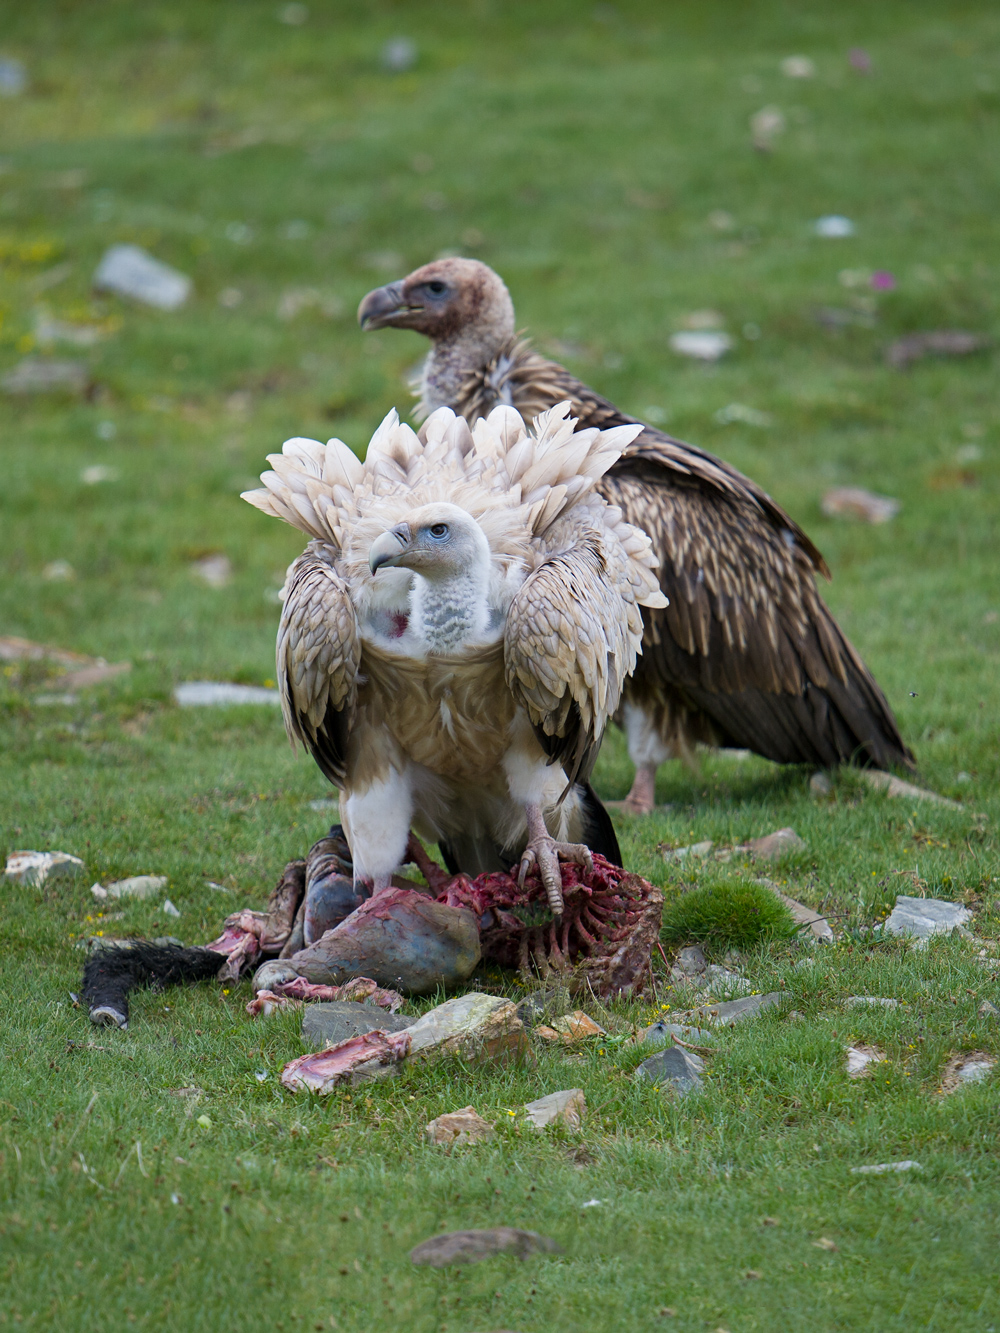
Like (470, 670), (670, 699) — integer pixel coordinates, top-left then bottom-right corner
(358, 257), (514, 350)
(368, 503), (490, 580)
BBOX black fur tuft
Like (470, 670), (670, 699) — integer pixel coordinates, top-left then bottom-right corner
(82, 942), (225, 1029)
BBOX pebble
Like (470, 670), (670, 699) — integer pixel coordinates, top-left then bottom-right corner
(301, 1001), (412, 1048)
(885, 330), (988, 370)
(636, 1046), (703, 1095)
(757, 880), (834, 942)
(859, 770), (962, 809)
(639, 1020), (714, 1046)
(821, 487), (899, 524)
(424, 1106), (495, 1146)
(1, 358), (89, 396)
(190, 554), (232, 588)
(161, 899), (181, 918)
(93, 244), (191, 310)
(845, 996), (899, 1009)
(688, 992), (782, 1026)
(523, 1088), (586, 1131)
(668, 331), (732, 361)
(515, 987), (571, 1027)
(814, 215), (856, 238)
(845, 1044), (885, 1078)
(660, 839), (714, 863)
(883, 895), (972, 947)
(672, 945), (707, 976)
(978, 1000), (999, 1018)
(850, 1161), (922, 1175)
(535, 1011), (606, 1045)
(745, 827), (807, 860)
(0, 57), (28, 95)
(381, 36), (418, 72)
(4, 850), (84, 886)
(173, 681), (280, 706)
(409, 1228), (560, 1268)
(96, 875), (168, 901)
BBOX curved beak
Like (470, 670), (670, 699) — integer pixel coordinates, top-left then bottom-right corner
(368, 523), (412, 574)
(357, 281), (411, 330)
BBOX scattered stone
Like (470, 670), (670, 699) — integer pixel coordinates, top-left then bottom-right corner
(278, 3), (309, 24)
(745, 827), (807, 860)
(668, 330), (732, 361)
(810, 771), (833, 795)
(671, 945), (707, 976)
(688, 992), (782, 1026)
(173, 681), (280, 706)
(405, 992), (530, 1065)
(940, 1051), (995, 1094)
(34, 310), (104, 348)
(1, 358), (89, 396)
(821, 487), (900, 524)
(813, 216), (855, 238)
(93, 244), (191, 310)
(850, 1161), (922, 1176)
(885, 330), (989, 370)
(636, 1046), (704, 1095)
(95, 875), (168, 901)
(660, 840), (714, 863)
(750, 105), (785, 151)
(161, 899), (181, 918)
(381, 36), (418, 72)
(4, 850), (84, 886)
(786, 1010), (806, 1022)
(756, 881), (834, 943)
(535, 1011), (606, 1045)
(301, 1001), (412, 1048)
(714, 402), (771, 427)
(883, 895), (972, 948)
(638, 1020), (714, 1046)
(409, 1228), (560, 1268)
(845, 996), (899, 1009)
(523, 1089), (586, 1131)
(425, 1106), (495, 1146)
(42, 560), (75, 581)
(858, 770), (962, 809)
(698, 965), (753, 996)
(80, 465), (118, 485)
(190, 554), (232, 588)
(0, 57), (28, 96)
(515, 987), (571, 1027)
(812, 1237), (838, 1251)
(781, 55), (815, 79)
(978, 1000), (999, 1019)
(845, 1044), (885, 1078)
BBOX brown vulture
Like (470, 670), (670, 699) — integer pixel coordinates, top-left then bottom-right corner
(357, 258), (914, 813)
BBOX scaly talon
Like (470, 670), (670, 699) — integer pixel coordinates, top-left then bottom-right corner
(518, 836), (593, 916)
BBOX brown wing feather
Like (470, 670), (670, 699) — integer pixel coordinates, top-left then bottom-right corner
(457, 339), (914, 771)
(277, 544), (360, 787)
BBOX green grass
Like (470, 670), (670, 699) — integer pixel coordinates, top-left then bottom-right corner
(1, 1), (999, 1329)
(659, 878), (797, 951)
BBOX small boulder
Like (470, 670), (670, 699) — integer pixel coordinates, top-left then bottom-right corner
(745, 828), (807, 860)
(409, 1228), (560, 1268)
(534, 1011), (605, 1045)
(4, 850), (84, 886)
(636, 1046), (703, 1095)
(102, 875), (168, 900)
(93, 244), (191, 310)
(424, 1106), (494, 1146)
(638, 1019), (714, 1046)
(846, 1044), (885, 1078)
(405, 992), (531, 1067)
(302, 1001), (412, 1048)
(690, 992), (782, 1026)
(883, 895), (972, 948)
(523, 1088), (586, 1131)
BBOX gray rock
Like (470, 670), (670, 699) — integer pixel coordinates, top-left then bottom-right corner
(174, 681), (280, 706)
(859, 771), (962, 810)
(4, 850), (84, 886)
(515, 987), (570, 1026)
(103, 875), (168, 900)
(93, 244), (191, 310)
(845, 996), (899, 1009)
(0, 57), (28, 96)
(301, 1000), (412, 1047)
(523, 1088), (585, 1131)
(884, 895), (972, 947)
(381, 37), (418, 72)
(745, 827), (807, 860)
(404, 992), (529, 1065)
(978, 1000), (999, 1019)
(810, 771), (833, 795)
(690, 991), (782, 1025)
(672, 945), (707, 976)
(661, 839), (713, 863)
(161, 899), (181, 918)
(821, 487), (898, 523)
(756, 879), (835, 942)
(701, 964), (753, 995)
(636, 1046), (703, 1094)
(850, 1160), (921, 1176)
(1, 358), (89, 396)
(410, 1227), (560, 1268)
(638, 1019), (714, 1046)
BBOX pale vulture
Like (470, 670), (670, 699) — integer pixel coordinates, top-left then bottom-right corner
(358, 259), (915, 814)
(242, 404), (666, 912)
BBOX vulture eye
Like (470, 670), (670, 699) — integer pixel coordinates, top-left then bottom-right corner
(428, 523), (449, 539)
(425, 281), (447, 295)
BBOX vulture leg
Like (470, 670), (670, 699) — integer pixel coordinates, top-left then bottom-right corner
(340, 768), (414, 899)
(517, 802), (593, 917)
(620, 700), (678, 816)
(623, 764), (657, 817)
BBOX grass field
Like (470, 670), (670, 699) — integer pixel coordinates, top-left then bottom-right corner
(1, 2), (998, 1329)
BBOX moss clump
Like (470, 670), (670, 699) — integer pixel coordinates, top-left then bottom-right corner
(660, 879), (798, 951)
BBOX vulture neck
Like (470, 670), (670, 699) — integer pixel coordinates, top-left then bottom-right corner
(408, 562), (493, 654)
(421, 324), (510, 414)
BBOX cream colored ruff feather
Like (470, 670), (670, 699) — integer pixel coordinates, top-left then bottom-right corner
(243, 403), (666, 911)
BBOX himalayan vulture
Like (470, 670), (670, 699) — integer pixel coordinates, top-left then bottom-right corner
(242, 403), (666, 912)
(358, 258), (915, 813)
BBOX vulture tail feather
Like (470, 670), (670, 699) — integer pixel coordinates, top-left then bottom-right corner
(578, 782), (623, 868)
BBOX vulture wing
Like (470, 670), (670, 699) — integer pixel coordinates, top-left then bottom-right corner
(464, 343), (913, 771)
(277, 544), (360, 787)
(504, 502), (648, 788)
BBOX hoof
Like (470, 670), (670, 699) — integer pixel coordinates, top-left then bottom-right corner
(289, 888), (481, 995)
